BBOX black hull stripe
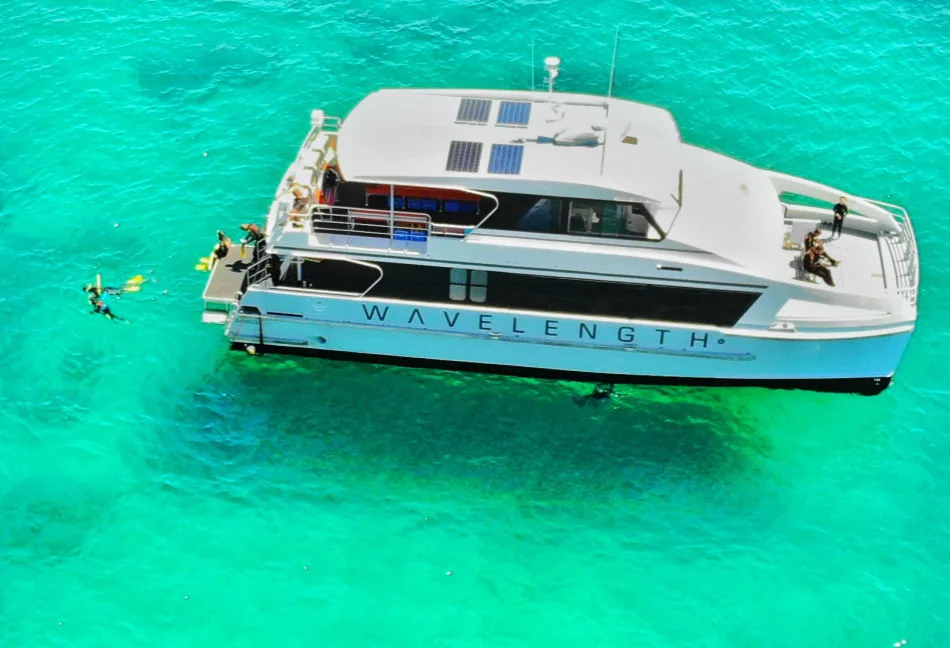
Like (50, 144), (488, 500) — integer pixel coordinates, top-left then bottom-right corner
(230, 343), (892, 396)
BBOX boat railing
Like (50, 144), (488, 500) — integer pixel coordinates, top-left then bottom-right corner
(868, 199), (919, 306)
(239, 247), (273, 294)
(303, 113), (342, 148)
(311, 205), (433, 250)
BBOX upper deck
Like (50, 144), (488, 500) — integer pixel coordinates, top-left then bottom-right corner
(256, 87), (918, 321)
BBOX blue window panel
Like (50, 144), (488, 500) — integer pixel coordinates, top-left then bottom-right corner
(487, 144), (525, 175)
(387, 196), (404, 209)
(421, 198), (439, 211)
(496, 101), (532, 126)
(445, 140), (483, 172)
(444, 200), (477, 213)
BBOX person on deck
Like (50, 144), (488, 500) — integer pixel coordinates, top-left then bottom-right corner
(803, 241), (839, 287)
(240, 223), (265, 260)
(321, 166), (340, 206)
(213, 230), (232, 261)
(803, 226), (823, 251)
(831, 196), (848, 239)
(288, 177), (311, 224)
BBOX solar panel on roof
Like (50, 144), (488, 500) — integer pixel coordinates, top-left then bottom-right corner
(487, 144), (524, 175)
(456, 98), (491, 124)
(496, 101), (532, 126)
(446, 141), (483, 173)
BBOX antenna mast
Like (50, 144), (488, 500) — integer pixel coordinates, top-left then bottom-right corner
(530, 38), (535, 90)
(607, 26), (619, 98)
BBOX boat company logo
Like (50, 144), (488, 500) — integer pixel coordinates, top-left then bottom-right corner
(358, 304), (726, 349)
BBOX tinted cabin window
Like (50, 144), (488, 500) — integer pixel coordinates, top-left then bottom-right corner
(296, 261), (758, 327)
(482, 272), (755, 326)
(481, 193), (561, 233)
(517, 199), (562, 232)
(568, 201), (656, 239)
(483, 192), (659, 239)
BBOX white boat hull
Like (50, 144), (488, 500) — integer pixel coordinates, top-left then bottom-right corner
(225, 291), (913, 395)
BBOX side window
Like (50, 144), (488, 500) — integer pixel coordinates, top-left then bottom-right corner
(568, 201), (602, 234)
(621, 204), (652, 237)
(469, 270), (488, 303)
(448, 269), (488, 303)
(449, 268), (468, 301)
(567, 201), (657, 239)
(599, 204), (624, 236)
(517, 198), (561, 232)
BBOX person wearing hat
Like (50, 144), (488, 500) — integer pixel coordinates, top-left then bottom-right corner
(831, 196), (848, 239)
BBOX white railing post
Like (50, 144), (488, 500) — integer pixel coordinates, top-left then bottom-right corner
(389, 184), (395, 247)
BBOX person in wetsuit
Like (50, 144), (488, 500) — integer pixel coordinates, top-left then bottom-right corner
(803, 241), (839, 286)
(831, 196), (848, 239)
(213, 230), (232, 261)
(573, 383), (616, 408)
(84, 288), (129, 322)
(82, 283), (124, 301)
(803, 226), (823, 252)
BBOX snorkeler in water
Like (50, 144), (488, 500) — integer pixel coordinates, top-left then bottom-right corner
(89, 293), (130, 323)
(82, 274), (147, 322)
(82, 274), (148, 298)
(573, 383), (615, 408)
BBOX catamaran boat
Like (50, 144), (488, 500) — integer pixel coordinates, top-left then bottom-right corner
(201, 57), (918, 395)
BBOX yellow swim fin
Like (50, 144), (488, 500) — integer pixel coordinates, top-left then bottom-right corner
(124, 285), (142, 293)
(126, 274), (145, 284)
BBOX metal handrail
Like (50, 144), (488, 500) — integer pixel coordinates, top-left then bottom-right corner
(311, 206), (432, 249)
(240, 254), (383, 299)
(246, 253), (271, 286)
(867, 198), (918, 305)
(312, 205), (431, 227)
(455, 188), (499, 238)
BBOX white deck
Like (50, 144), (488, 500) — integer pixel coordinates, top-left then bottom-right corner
(781, 224), (889, 295)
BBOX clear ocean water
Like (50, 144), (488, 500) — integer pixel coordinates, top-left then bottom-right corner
(1, 0), (948, 645)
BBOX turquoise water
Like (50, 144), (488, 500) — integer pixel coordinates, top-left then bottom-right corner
(1, 0), (948, 645)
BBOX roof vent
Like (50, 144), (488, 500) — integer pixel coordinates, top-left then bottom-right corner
(553, 128), (602, 147)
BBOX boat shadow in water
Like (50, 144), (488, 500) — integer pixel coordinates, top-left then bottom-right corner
(143, 355), (777, 523)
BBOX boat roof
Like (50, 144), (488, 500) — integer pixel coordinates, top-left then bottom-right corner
(335, 88), (786, 274)
(336, 88), (681, 204)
